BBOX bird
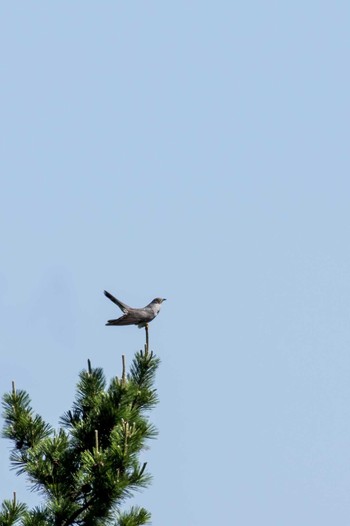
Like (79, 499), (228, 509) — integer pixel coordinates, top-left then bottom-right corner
(104, 290), (166, 328)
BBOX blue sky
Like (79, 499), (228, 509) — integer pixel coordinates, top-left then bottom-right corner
(1, 2), (350, 525)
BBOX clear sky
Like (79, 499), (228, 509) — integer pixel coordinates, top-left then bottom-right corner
(1, 2), (350, 525)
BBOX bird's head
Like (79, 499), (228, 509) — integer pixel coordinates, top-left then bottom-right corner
(152, 298), (166, 304)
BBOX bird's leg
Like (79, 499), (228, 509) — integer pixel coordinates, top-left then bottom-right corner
(145, 323), (149, 355)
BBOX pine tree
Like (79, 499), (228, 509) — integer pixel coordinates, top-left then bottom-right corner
(1, 343), (160, 526)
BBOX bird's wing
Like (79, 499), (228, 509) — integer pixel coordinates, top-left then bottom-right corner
(106, 309), (154, 326)
(106, 315), (131, 326)
(104, 290), (130, 313)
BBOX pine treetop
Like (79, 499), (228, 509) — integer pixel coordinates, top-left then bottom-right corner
(1, 348), (160, 526)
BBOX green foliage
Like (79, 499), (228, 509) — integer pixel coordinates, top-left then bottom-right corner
(117, 506), (151, 526)
(0, 495), (27, 526)
(1, 349), (160, 526)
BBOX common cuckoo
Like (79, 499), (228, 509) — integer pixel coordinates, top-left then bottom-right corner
(104, 290), (166, 328)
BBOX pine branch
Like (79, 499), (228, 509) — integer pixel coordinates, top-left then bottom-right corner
(0, 493), (27, 526)
(117, 506), (151, 526)
(2, 388), (52, 452)
(60, 495), (97, 526)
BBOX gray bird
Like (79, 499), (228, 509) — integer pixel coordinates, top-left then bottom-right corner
(104, 290), (166, 328)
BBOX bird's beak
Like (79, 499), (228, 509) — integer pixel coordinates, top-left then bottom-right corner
(163, 298), (167, 302)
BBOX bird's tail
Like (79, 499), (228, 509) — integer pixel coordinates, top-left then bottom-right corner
(104, 290), (130, 313)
